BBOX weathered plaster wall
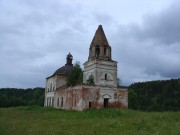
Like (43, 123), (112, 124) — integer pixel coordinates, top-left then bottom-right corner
(83, 60), (118, 87)
(54, 85), (128, 111)
(56, 75), (67, 88)
(45, 74), (67, 107)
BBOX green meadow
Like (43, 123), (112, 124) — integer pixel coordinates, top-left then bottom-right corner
(0, 106), (179, 135)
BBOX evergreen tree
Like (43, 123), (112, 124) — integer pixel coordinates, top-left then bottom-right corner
(129, 79), (180, 111)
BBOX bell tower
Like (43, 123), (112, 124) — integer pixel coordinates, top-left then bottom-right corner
(88, 25), (112, 61)
(83, 25), (118, 87)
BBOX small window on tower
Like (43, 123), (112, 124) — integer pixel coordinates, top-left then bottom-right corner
(104, 47), (107, 56)
(95, 45), (100, 58)
(105, 74), (107, 80)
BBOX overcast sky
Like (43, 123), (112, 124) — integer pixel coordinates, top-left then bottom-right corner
(0, 0), (180, 88)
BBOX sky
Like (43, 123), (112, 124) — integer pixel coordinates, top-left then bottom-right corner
(0, 0), (180, 88)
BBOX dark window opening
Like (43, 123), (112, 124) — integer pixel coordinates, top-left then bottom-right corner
(89, 102), (92, 108)
(95, 45), (100, 58)
(57, 97), (59, 107)
(52, 97), (54, 107)
(104, 98), (109, 108)
(105, 74), (107, 80)
(104, 48), (107, 56)
(50, 83), (52, 91)
(61, 97), (63, 107)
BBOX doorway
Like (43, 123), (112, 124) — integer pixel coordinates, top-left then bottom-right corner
(89, 102), (92, 108)
(103, 98), (109, 108)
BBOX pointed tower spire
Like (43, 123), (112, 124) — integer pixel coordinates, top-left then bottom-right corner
(88, 25), (112, 61)
(90, 25), (109, 47)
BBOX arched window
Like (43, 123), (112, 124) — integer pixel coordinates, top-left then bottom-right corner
(95, 45), (100, 58)
(50, 83), (52, 91)
(46, 98), (48, 106)
(49, 97), (51, 107)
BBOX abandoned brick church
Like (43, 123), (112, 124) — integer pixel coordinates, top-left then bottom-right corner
(44, 25), (128, 111)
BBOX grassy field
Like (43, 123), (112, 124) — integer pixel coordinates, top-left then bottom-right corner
(0, 106), (179, 135)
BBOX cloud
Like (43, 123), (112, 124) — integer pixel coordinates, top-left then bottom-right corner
(0, 0), (179, 88)
(0, 0), (100, 88)
(112, 0), (180, 85)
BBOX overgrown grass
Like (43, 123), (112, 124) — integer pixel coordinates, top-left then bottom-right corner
(0, 106), (179, 135)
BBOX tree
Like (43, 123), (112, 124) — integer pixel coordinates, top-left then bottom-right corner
(67, 62), (83, 86)
(129, 79), (180, 111)
(85, 74), (95, 85)
(128, 89), (138, 109)
(0, 87), (45, 107)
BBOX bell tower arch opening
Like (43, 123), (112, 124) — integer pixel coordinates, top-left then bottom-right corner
(95, 45), (100, 58)
(104, 47), (107, 56)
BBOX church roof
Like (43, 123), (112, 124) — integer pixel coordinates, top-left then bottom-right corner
(47, 53), (73, 79)
(90, 25), (110, 48)
(53, 65), (73, 76)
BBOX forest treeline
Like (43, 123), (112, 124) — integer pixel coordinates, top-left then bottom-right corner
(128, 79), (180, 111)
(0, 87), (44, 107)
(0, 79), (180, 111)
